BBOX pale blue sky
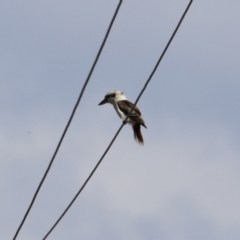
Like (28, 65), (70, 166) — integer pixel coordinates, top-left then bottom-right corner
(1, 1), (240, 239)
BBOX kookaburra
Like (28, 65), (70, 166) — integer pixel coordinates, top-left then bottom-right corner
(98, 90), (147, 145)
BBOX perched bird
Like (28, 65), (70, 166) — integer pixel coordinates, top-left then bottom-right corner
(98, 90), (147, 145)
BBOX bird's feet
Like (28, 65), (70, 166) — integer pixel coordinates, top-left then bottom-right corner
(123, 120), (127, 125)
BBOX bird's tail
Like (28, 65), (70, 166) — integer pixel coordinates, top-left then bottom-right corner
(132, 123), (144, 145)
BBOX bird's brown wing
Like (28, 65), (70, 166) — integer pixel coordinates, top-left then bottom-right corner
(118, 100), (147, 128)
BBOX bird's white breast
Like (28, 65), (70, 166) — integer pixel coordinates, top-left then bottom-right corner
(113, 103), (125, 120)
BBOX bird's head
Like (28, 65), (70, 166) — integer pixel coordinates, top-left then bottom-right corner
(98, 90), (126, 105)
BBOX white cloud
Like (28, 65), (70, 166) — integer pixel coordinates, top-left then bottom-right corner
(68, 119), (240, 239)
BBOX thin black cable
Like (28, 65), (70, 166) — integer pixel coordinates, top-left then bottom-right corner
(42, 1), (193, 239)
(12, 1), (123, 239)
(127, 0), (193, 115)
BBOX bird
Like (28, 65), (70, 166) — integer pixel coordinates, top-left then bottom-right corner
(98, 90), (147, 145)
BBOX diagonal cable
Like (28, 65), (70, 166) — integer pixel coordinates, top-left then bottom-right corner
(42, 1), (193, 239)
(12, 1), (123, 239)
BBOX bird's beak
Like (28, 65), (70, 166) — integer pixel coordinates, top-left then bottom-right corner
(98, 98), (107, 105)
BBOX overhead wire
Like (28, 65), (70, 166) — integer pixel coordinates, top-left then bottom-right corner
(42, 1), (193, 239)
(12, 1), (123, 239)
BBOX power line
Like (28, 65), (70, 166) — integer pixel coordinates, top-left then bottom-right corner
(12, 1), (123, 239)
(42, 1), (193, 239)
